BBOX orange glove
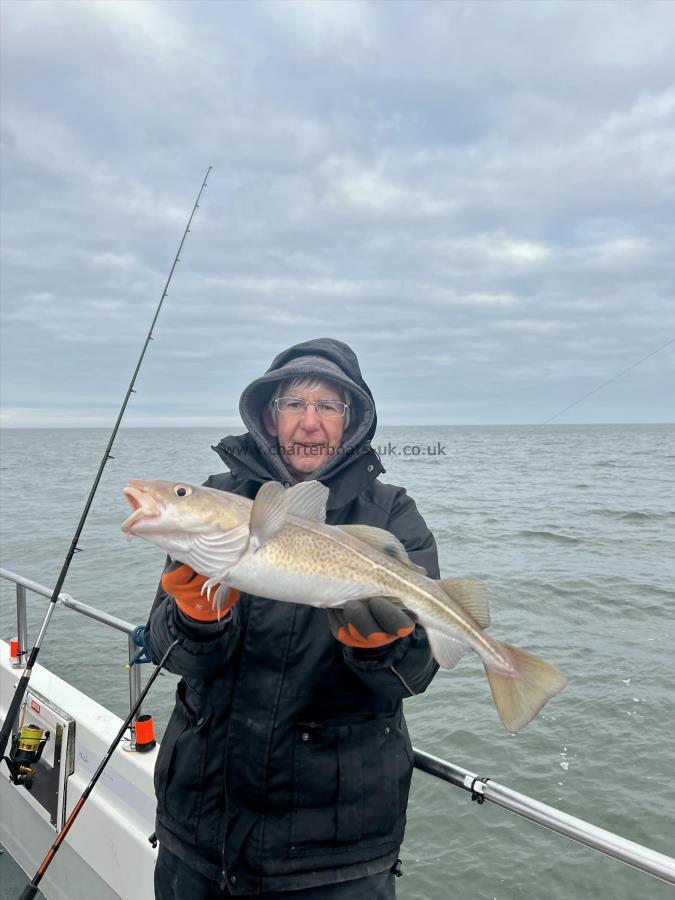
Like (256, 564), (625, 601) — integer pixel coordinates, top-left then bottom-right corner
(161, 564), (240, 623)
(327, 598), (415, 649)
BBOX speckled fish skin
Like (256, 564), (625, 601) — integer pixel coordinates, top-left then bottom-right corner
(122, 478), (566, 732)
(122, 480), (484, 633)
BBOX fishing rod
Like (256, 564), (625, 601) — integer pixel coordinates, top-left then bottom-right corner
(0, 166), (212, 762)
(542, 336), (675, 424)
(17, 640), (179, 900)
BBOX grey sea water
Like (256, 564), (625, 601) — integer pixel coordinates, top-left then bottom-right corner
(1, 424), (674, 900)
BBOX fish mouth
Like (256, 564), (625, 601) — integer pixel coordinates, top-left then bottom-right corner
(121, 483), (163, 533)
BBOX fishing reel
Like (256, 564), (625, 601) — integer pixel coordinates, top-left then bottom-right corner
(3, 723), (50, 790)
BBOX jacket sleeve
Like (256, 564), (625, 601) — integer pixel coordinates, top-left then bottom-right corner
(144, 558), (242, 679)
(341, 488), (440, 697)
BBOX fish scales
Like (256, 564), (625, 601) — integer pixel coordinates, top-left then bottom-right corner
(268, 518), (515, 672)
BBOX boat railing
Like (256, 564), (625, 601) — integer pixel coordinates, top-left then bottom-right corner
(1, 566), (144, 750)
(2, 566), (674, 887)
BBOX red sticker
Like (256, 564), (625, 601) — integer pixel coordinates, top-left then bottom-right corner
(31, 699), (41, 714)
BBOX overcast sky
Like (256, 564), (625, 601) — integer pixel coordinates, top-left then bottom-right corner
(1, 0), (673, 427)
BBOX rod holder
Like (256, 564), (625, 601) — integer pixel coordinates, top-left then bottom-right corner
(16, 584), (28, 670)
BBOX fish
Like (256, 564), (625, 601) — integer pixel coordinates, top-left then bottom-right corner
(122, 478), (566, 732)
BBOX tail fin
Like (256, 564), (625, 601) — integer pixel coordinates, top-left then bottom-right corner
(485, 642), (566, 733)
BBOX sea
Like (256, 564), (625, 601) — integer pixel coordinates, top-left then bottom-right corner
(1, 424), (673, 900)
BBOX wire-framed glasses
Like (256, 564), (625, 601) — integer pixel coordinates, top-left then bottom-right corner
(273, 397), (350, 419)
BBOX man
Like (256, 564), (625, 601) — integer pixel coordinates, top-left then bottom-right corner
(145, 338), (440, 899)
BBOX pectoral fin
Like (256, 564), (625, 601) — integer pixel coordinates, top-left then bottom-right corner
(190, 524), (250, 577)
(250, 481), (289, 552)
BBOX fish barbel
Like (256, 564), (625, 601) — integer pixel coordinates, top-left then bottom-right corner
(122, 478), (566, 732)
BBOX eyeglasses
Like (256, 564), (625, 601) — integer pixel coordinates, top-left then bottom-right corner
(273, 397), (350, 419)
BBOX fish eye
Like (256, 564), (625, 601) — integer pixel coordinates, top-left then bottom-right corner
(174, 485), (191, 497)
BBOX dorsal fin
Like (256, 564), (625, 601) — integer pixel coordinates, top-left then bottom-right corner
(338, 524), (427, 574)
(286, 481), (328, 522)
(438, 577), (490, 629)
(249, 481), (288, 552)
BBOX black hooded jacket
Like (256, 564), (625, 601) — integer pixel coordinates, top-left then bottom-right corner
(144, 338), (440, 895)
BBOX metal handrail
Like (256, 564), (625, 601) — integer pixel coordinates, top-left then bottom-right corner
(1, 568), (136, 634)
(0, 567), (143, 749)
(2, 567), (675, 886)
(414, 750), (675, 886)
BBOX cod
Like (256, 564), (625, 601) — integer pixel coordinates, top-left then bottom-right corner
(122, 478), (566, 733)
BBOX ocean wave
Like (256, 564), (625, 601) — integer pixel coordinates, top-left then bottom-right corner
(590, 509), (672, 523)
(534, 578), (599, 597)
(619, 511), (658, 523)
(516, 530), (581, 545)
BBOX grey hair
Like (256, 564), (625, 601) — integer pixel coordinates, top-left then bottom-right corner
(269, 376), (351, 428)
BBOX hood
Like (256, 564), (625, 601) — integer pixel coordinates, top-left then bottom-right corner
(213, 338), (380, 490)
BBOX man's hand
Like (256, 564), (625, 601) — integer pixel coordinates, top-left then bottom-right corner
(327, 597), (415, 649)
(162, 563), (240, 622)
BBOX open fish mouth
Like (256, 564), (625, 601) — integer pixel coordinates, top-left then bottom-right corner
(122, 482), (164, 533)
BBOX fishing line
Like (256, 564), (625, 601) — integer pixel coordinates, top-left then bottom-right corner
(0, 166), (212, 762)
(541, 336), (674, 424)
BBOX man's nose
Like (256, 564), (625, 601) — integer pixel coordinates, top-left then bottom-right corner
(299, 402), (321, 429)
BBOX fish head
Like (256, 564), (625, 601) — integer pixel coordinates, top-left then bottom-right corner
(121, 479), (247, 556)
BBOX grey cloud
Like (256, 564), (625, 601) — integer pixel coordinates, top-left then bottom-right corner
(1, 0), (674, 427)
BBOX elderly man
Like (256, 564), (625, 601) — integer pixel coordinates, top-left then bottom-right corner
(145, 338), (439, 899)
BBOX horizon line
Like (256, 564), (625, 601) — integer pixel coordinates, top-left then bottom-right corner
(2, 421), (674, 430)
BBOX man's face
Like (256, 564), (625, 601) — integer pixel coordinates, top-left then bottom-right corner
(264, 381), (346, 481)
